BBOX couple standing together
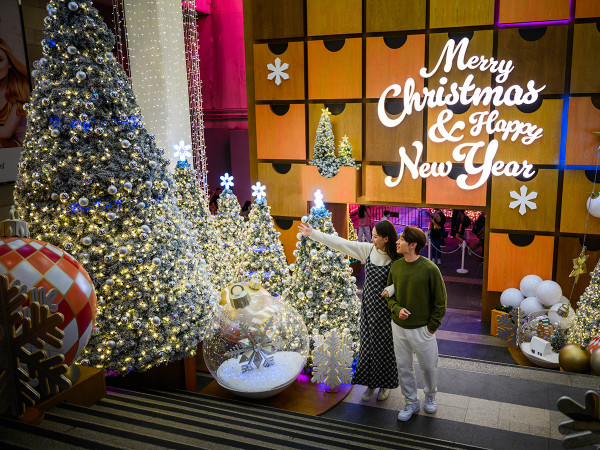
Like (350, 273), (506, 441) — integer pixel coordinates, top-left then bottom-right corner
(299, 220), (447, 422)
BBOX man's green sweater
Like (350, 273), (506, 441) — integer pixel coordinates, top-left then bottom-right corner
(386, 256), (447, 332)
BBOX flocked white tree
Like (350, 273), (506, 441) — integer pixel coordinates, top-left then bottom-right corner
(13, 1), (219, 373)
(239, 182), (289, 296)
(309, 108), (339, 178)
(286, 190), (360, 363)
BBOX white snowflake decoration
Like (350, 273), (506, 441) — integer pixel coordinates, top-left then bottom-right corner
(220, 172), (234, 190)
(173, 140), (192, 162)
(224, 319), (278, 373)
(311, 329), (354, 390)
(267, 57), (289, 86)
(314, 189), (324, 208)
(252, 182), (266, 200)
(509, 185), (538, 215)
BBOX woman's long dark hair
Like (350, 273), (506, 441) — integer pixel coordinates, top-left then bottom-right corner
(374, 220), (399, 261)
(358, 205), (366, 218)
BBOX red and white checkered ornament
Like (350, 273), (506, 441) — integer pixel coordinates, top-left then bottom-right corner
(0, 237), (97, 366)
(588, 335), (600, 354)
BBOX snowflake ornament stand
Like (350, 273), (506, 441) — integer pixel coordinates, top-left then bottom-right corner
(311, 329), (354, 393)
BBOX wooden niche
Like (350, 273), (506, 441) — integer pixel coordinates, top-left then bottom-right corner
(308, 103), (362, 162)
(256, 104), (306, 161)
(575, 0), (600, 18)
(490, 168), (558, 233)
(498, 0), (570, 24)
(560, 170), (600, 235)
(571, 23), (600, 94)
(497, 25), (568, 95)
(565, 97), (600, 165)
(251, 0), (304, 40)
(257, 163), (306, 217)
(487, 233), (554, 292)
(254, 42), (305, 101)
(429, 0), (494, 28)
(273, 218), (302, 264)
(307, 39), (362, 100)
(363, 165), (422, 204)
(425, 167), (487, 207)
(555, 236), (600, 308)
(365, 0), (426, 33)
(307, 0), (362, 36)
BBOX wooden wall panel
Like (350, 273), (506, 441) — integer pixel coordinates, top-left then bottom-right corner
(252, 0), (304, 40)
(365, 0), (426, 33)
(257, 163), (307, 217)
(307, 0), (362, 36)
(274, 219), (302, 264)
(308, 39), (362, 99)
(490, 169), (558, 232)
(254, 42), (305, 101)
(366, 35), (425, 99)
(365, 103), (424, 163)
(498, 0), (570, 24)
(576, 0), (600, 18)
(426, 104), (490, 164)
(497, 25), (568, 95)
(494, 99), (563, 165)
(425, 174), (487, 207)
(565, 97), (600, 165)
(487, 233), (554, 292)
(430, 0), (495, 28)
(303, 167), (359, 204)
(308, 103), (362, 161)
(363, 165), (422, 204)
(256, 105), (306, 160)
(571, 23), (600, 94)
(560, 171), (600, 235)
(555, 237), (600, 308)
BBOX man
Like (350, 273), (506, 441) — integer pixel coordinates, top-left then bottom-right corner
(381, 226), (447, 422)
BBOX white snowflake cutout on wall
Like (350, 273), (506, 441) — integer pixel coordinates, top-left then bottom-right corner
(267, 57), (289, 86)
(509, 185), (538, 215)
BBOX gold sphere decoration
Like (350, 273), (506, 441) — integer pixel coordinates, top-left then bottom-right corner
(559, 344), (591, 373)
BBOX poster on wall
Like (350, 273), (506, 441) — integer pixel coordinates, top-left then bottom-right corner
(0, 0), (30, 183)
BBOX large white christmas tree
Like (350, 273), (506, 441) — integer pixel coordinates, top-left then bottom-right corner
(309, 108), (339, 178)
(239, 182), (289, 296)
(286, 190), (360, 361)
(214, 173), (247, 287)
(172, 143), (229, 293)
(569, 259), (600, 346)
(13, 0), (219, 373)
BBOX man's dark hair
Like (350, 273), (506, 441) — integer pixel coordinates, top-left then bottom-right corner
(402, 226), (427, 255)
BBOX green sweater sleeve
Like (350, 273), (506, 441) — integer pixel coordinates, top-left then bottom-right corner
(427, 268), (447, 332)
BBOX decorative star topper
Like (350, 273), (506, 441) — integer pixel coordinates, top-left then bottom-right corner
(173, 140), (192, 162)
(220, 173), (234, 190)
(314, 189), (324, 208)
(251, 182), (266, 200)
(570, 247), (589, 284)
(321, 107), (331, 117)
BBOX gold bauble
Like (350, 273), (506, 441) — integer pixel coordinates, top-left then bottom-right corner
(559, 344), (591, 373)
(591, 350), (600, 375)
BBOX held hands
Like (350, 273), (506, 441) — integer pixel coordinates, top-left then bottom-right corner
(398, 308), (411, 320)
(381, 289), (389, 298)
(298, 223), (313, 237)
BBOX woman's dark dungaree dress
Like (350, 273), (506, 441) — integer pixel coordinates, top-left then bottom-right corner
(351, 247), (399, 389)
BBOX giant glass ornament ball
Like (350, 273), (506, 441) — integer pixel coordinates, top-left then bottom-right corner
(547, 303), (575, 328)
(520, 274), (543, 298)
(0, 237), (97, 365)
(204, 284), (309, 399)
(535, 280), (562, 307)
(500, 288), (524, 308)
(519, 296), (544, 316)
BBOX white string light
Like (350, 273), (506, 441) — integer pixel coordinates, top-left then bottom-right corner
(314, 189), (324, 208)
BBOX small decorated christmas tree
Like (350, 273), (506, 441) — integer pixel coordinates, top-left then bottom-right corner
(569, 259), (600, 346)
(286, 190), (360, 362)
(239, 182), (289, 296)
(309, 108), (339, 178)
(337, 135), (360, 169)
(172, 144), (229, 293)
(214, 173), (247, 286)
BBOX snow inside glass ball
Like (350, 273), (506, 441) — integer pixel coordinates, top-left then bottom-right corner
(204, 283), (309, 399)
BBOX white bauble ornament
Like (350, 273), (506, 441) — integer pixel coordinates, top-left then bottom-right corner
(587, 194), (600, 218)
(535, 280), (562, 307)
(520, 296), (544, 315)
(548, 302), (575, 328)
(520, 274), (543, 297)
(500, 288), (524, 308)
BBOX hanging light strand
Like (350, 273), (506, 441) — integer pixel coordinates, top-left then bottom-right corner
(111, 0), (131, 81)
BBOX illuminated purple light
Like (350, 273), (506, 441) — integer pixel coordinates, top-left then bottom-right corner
(496, 0), (572, 28)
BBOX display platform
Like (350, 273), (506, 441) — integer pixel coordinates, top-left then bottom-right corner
(508, 345), (538, 368)
(200, 376), (352, 416)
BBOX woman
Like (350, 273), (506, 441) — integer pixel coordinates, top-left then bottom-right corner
(241, 200), (251, 220)
(0, 39), (29, 148)
(299, 220), (399, 401)
(429, 211), (445, 265)
(353, 205), (371, 242)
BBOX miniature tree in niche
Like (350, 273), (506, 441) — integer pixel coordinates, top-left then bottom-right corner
(310, 108), (340, 178)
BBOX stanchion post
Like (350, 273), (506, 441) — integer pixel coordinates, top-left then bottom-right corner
(456, 241), (469, 274)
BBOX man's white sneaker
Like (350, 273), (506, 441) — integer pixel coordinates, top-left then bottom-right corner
(397, 402), (420, 421)
(362, 387), (376, 401)
(377, 388), (390, 401)
(424, 395), (437, 414)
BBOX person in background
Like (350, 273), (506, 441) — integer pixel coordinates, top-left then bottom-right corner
(429, 211), (445, 265)
(241, 200), (251, 220)
(352, 205), (371, 242)
(470, 211), (486, 253)
(450, 209), (470, 244)
(0, 39), (29, 148)
(382, 226), (447, 422)
(382, 210), (391, 221)
(299, 220), (400, 402)
(209, 187), (222, 214)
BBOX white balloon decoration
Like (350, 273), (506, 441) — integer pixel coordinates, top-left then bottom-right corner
(535, 280), (562, 307)
(587, 194), (600, 218)
(520, 274), (543, 298)
(520, 296), (545, 315)
(500, 288), (524, 308)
